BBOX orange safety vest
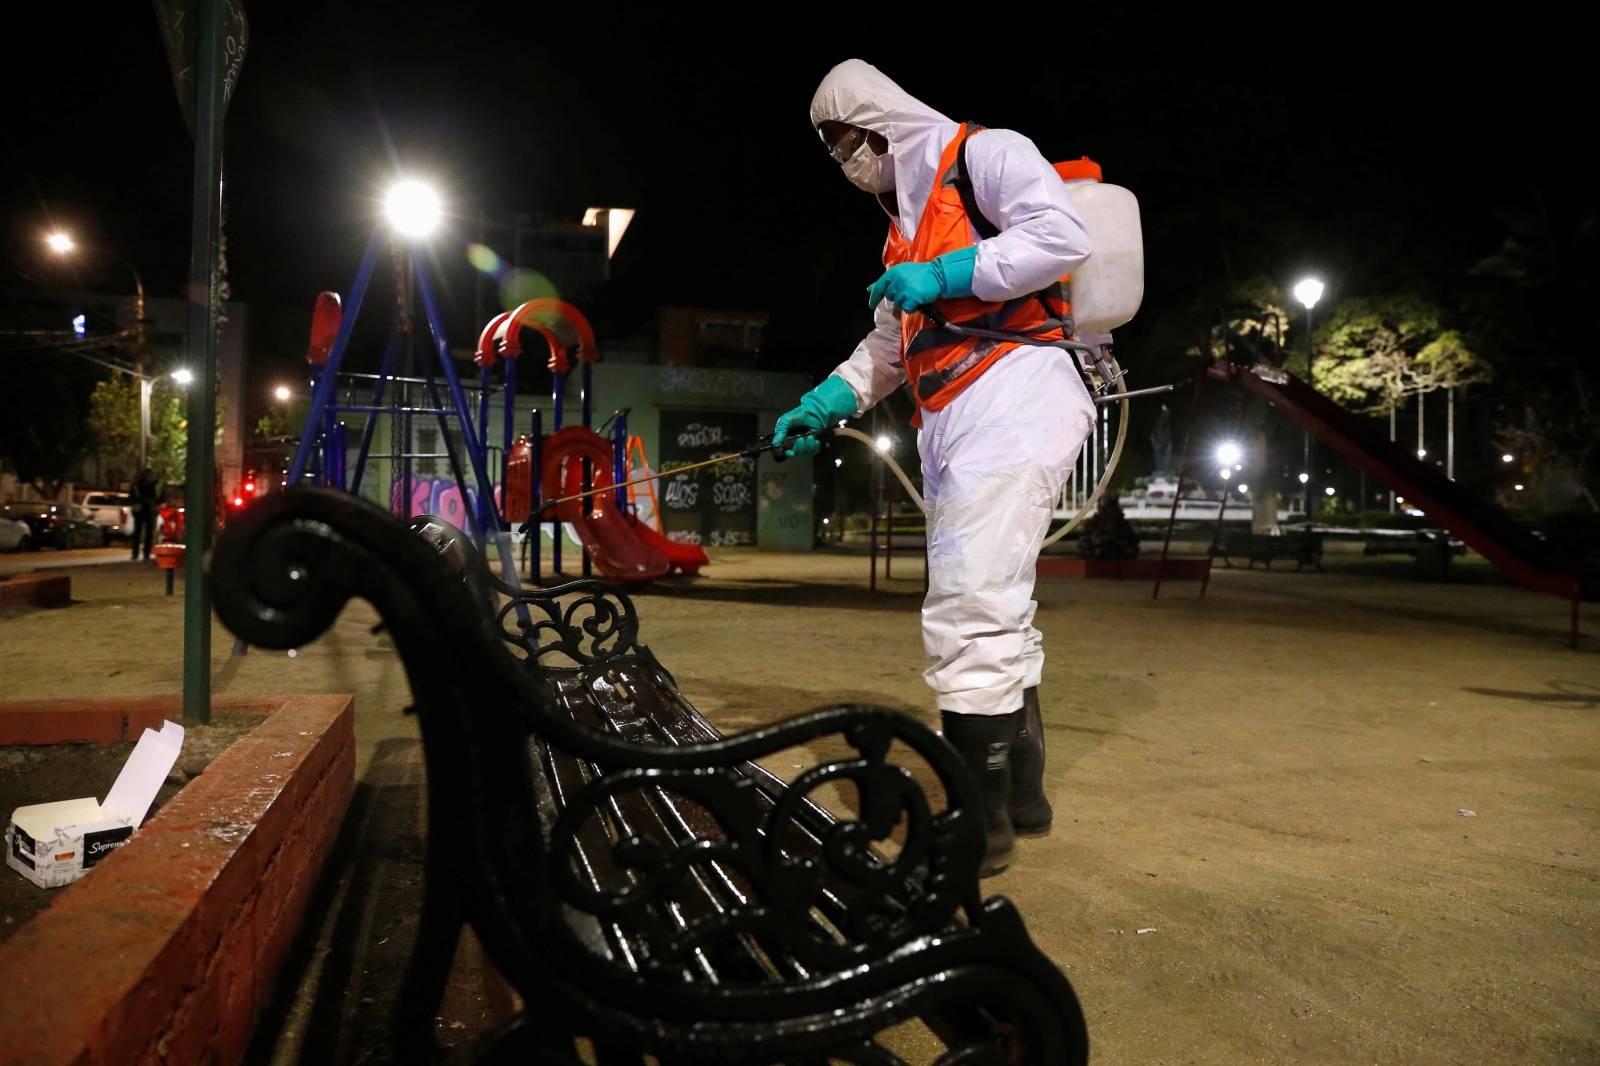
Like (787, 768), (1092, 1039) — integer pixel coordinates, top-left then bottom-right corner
(885, 123), (1072, 419)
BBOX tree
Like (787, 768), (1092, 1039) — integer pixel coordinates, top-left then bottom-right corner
(1182, 279), (1299, 500)
(1309, 295), (1444, 414)
(1184, 277), (1294, 368)
(253, 411), (291, 440)
(1311, 298), (1492, 483)
(86, 379), (142, 479)
(1464, 204), (1599, 504)
(1412, 330), (1494, 397)
(1493, 372), (1600, 512)
(86, 377), (210, 486)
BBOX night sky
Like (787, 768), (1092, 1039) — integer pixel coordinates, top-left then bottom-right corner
(3, 7), (1590, 485)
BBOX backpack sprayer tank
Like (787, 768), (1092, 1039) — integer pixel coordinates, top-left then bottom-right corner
(1054, 158), (1144, 333)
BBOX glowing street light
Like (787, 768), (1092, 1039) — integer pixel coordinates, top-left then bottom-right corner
(1218, 468), (1232, 480)
(273, 384), (292, 402)
(875, 435), (892, 454)
(1216, 441), (1242, 466)
(171, 368), (194, 386)
(1514, 483), (1525, 491)
(1324, 486), (1336, 497)
(834, 458), (843, 468)
(1417, 448), (1427, 459)
(1297, 472), (1310, 484)
(45, 231), (75, 254)
(1501, 453), (1514, 463)
(1237, 483), (1249, 493)
(1293, 278), (1325, 310)
(384, 179), (442, 238)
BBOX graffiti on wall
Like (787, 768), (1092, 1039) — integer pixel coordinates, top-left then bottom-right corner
(658, 410), (758, 548)
(389, 478), (502, 526)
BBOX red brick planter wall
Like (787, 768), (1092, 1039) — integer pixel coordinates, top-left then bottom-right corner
(0, 694), (355, 1065)
(0, 697), (179, 746)
(0, 575), (71, 610)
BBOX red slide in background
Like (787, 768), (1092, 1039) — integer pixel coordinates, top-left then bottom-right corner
(1209, 361), (1595, 641)
(629, 516), (709, 576)
(540, 427), (708, 584)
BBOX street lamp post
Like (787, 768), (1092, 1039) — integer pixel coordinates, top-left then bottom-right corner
(1447, 387), (1455, 481)
(45, 231), (151, 468)
(139, 378), (153, 470)
(1292, 278), (1324, 520)
(44, 231), (146, 344)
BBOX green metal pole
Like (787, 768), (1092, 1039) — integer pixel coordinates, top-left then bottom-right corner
(1302, 306), (1313, 518)
(182, 0), (227, 725)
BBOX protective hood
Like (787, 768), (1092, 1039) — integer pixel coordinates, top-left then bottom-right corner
(810, 59), (961, 239)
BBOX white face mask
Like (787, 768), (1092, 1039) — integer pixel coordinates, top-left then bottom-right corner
(841, 141), (895, 193)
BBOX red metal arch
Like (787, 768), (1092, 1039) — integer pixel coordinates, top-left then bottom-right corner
(474, 311), (513, 367)
(505, 298), (598, 364)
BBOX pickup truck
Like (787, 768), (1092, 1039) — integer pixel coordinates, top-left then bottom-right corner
(79, 491), (136, 538)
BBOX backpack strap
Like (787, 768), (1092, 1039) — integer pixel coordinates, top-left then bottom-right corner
(950, 125), (1002, 241)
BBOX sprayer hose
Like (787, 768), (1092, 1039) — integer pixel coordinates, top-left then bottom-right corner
(833, 357), (1129, 546)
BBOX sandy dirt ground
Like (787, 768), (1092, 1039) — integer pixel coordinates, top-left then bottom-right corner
(1, 549), (1596, 1064)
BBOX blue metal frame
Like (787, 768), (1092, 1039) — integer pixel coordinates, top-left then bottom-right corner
(287, 231), (383, 485)
(250, 224), (534, 668)
(349, 323), (400, 495)
(286, 227), (526, 597)
(476, 363), (493, 533)
(551, 369), (565, 574)
(501, 356), (517, 521)
(613, 414), (627, 513)
(326, 422), (348, 490)
(409, 256), (502, 533)
(530, 407), (543, 584)
(580, 360), (593, 578)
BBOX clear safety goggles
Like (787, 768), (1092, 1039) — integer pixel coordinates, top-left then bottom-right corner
(820, 124), (870, 165)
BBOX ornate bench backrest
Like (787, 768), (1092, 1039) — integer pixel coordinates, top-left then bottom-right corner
(205, 489), (1088, 1055)
(408, 515), (646, 668)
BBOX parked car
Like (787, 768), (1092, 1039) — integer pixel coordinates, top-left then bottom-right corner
(1, 501), (107, 549)
(79, 491), (136, 538)
(0, 509), (30, 551)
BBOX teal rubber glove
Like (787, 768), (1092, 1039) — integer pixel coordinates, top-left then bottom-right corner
(866, 245), (979, 312)
(774, 375), (857, 459)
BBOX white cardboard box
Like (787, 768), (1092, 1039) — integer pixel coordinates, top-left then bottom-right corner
(5, 720), (185, 889)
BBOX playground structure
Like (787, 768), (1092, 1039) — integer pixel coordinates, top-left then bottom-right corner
(288, 233), (706, 587)
(477, 305), (709, 585)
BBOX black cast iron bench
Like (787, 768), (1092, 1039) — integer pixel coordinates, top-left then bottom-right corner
(1364, 531), (1464, 580)
(1217, 530), (1324, 572)
(1361, 531), (1464, 558)
(211, 488), (1087, 1065)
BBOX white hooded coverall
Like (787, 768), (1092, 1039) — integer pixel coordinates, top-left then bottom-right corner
(811, 60), (1096, 718)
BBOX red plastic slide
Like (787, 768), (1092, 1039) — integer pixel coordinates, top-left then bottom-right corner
(1209, 362), (1594, 641)
(630, 517), (708, 576)
(540, 427), (708, 583)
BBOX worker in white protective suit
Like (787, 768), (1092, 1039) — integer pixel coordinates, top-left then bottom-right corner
(775, 59), (1095, 875)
